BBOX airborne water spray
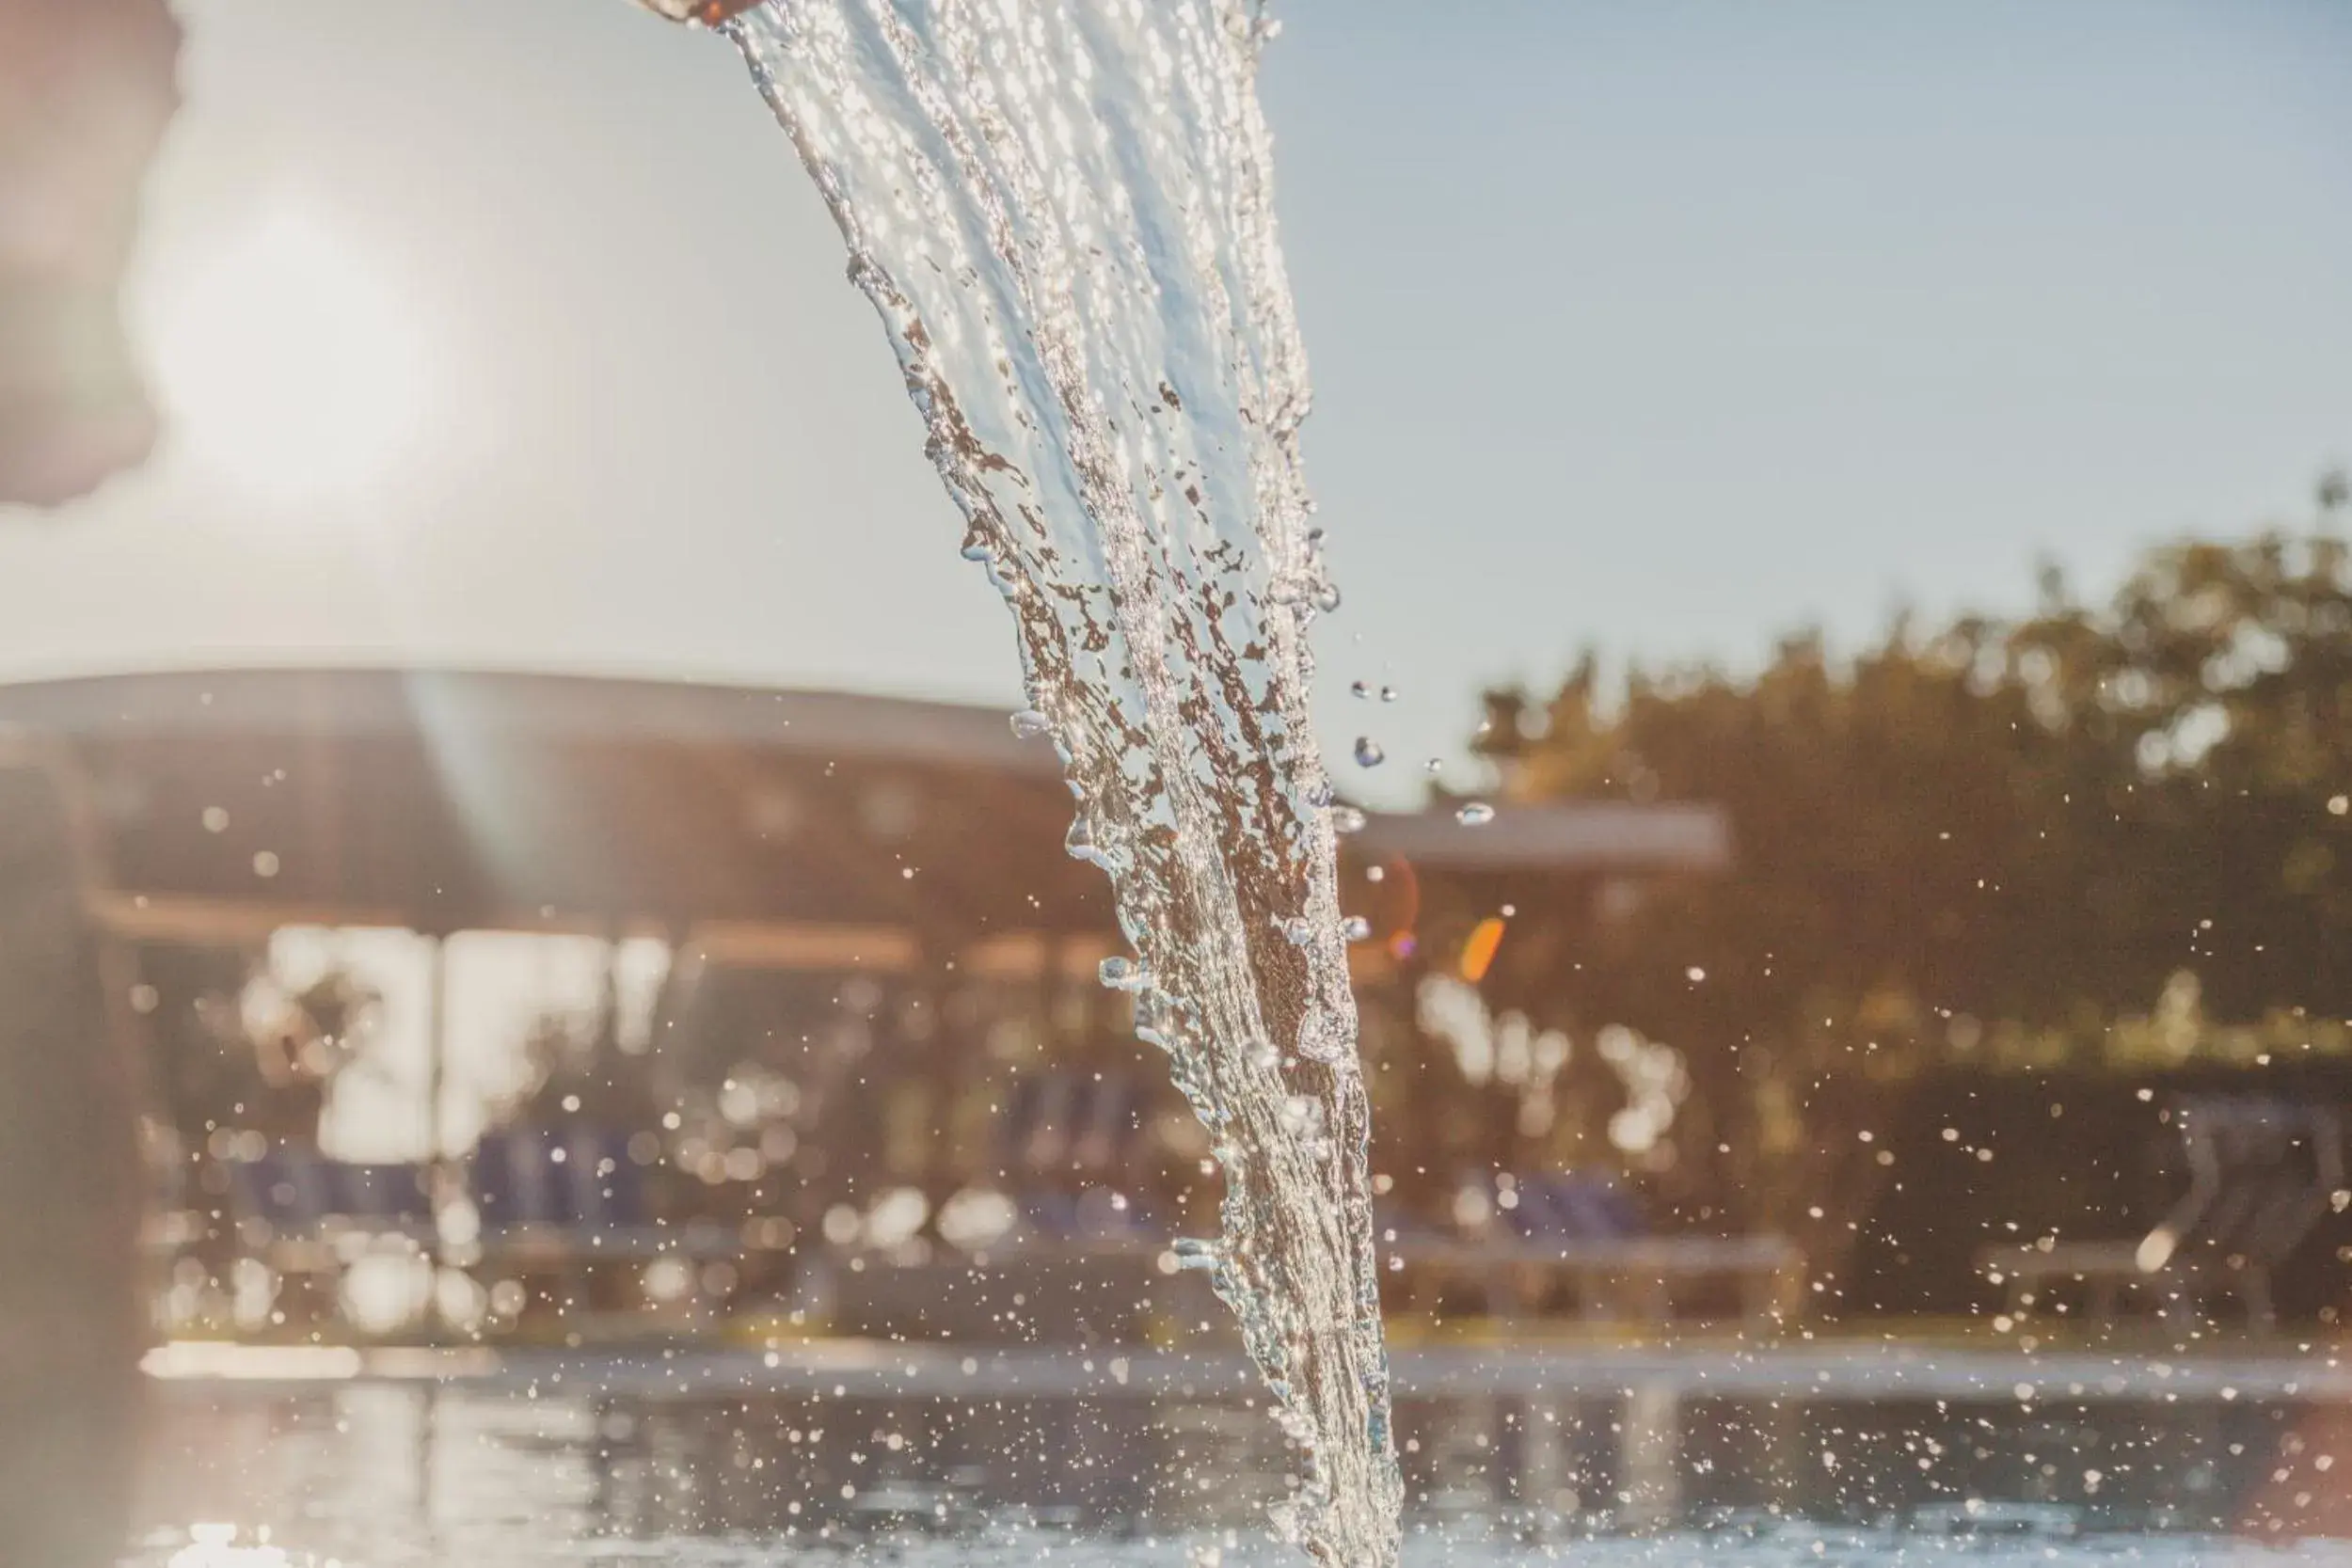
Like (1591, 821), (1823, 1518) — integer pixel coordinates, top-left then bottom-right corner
(648, 2), (1404, 1560)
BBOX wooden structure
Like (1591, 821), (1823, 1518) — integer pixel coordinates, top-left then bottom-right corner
(0, 666), (1740, 1332)
(0, 661), (1728, 1038)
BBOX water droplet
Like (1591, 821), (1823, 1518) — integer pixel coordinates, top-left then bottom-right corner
(1686, 966), (1708, 983)
(1455, 801), (1495, 827)
(1311, 581), (1343, 613)
(1295, 999), (1350, 1063)
(1328, 804), (1367, 834)
(1379, 685), (1399, 703)
(1424, 757), (1444, 774)
(1279, 1095), (1326, 1136)
(1169, 1236), (1223, 1271)
(1349, 680), (1370, 700)
(1342, 915), (1372, 942)
(1099, 955), (1149, 991)
(1353, 737), (1385, 768)
(1133, 990), (1178, 1050)
(1009, 708), (1053, 740)
(1280, 915), (1314, 946)
(1064, 815), (1111, 869)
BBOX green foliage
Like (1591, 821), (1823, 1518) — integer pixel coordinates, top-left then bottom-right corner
(1455, 481), (2352, 1230)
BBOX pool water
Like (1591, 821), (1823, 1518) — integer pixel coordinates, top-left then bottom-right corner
(124, 1348), (2352, 1566)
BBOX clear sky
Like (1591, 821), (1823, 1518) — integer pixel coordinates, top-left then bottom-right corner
(3, 0), (2347, 806)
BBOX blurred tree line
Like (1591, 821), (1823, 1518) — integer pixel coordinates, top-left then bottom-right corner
(1430, 475), (2352, 1252)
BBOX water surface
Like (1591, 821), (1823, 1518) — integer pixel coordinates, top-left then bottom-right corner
(129, 1356), (2352, 1566)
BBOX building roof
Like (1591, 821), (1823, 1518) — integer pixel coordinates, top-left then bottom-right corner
(0, 668), (1727, 953)
(0, 667), (1056, 775)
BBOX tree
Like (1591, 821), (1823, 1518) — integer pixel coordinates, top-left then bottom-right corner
(1463, 479), (2352, 1250)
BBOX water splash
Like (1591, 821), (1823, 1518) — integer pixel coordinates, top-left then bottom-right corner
(718, 3), (1401, 1561)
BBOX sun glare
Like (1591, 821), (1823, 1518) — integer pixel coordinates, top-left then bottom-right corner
(151, 212), (435, 509)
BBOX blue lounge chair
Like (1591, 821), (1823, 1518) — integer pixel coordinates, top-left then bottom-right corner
(473, 1124), (553, 1227)
(226, 1149), (437, 1323)
(1984, 1095), (2344, 1330)
(226, 1148), (333, 1253)
(1387, 1170), (1802, 1327)
(472, 1122), (734, 1269)
(1503, 1173), (1637, 1245)
(327, 1163), (435, 1243)
(993, 1073), (1162, 1256)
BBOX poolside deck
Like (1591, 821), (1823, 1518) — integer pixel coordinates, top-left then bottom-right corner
(143, 1334), (2352, 1406)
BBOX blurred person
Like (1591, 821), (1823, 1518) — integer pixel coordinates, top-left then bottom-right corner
(0, 0), (180, 508)
(0, 0), (183, 1561)
(3, 3), (757, 1559)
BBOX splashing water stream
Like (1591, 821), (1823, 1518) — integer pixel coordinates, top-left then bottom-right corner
(708, 2), (1401, 1560)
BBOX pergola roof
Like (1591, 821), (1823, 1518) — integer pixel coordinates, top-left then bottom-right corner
(0, 668), (1052, 776)
(1351, 799), (1727, 873)
(0, 669), (1726, 958)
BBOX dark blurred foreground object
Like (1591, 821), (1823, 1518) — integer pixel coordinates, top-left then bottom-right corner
(0, 0), (181, 507)
(0, 742), (144, 1567)
(0, 7), (179, 1559)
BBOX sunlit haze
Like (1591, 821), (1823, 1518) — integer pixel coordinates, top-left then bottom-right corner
(151, 208), (440, 509)
(3, 0), (2347, 803)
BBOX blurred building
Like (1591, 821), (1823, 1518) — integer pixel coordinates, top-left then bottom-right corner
(0, 668), (1732, 1313)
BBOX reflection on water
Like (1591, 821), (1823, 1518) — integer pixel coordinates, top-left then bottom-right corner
(127, 1375), (2352, 1565)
